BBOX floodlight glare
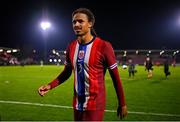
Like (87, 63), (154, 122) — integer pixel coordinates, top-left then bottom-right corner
(52, 49), (56, 54)
(40, 21), (51, 30)
(12, 49), (18, 53)
(0, 49), (3, 52)
(58, 59), (61, 62)
(160, 50), (164, 55)
(33, 50), (36, 53)
(173, 52), (176, 55)
(7, 50), (11, 53)
(49, 59), (52, 62)
(54, 59), (57, 62)
(136, 50), (139, 54)
(56, 52), (59, 56)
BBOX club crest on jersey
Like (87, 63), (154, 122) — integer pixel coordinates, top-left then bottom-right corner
(78, 50), (85, 59)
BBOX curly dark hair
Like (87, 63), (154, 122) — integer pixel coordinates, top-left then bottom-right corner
(72, 8), (97, 36)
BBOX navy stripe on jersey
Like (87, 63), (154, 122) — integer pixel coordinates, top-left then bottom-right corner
(76, 44), (87, 111)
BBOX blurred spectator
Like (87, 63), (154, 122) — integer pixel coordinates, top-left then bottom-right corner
(144, 57), (153, 78)
(164, 57), (170, 78)
(128, 58), (136, 78)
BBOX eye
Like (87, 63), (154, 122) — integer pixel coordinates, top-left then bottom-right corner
(72, 20), (76, 24)
(78, 20), (83, 23)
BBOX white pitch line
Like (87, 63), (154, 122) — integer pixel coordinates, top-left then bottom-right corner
(0, 100), (180, 117)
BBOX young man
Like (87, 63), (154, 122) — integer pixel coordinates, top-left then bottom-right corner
(38, 8), (127, 121)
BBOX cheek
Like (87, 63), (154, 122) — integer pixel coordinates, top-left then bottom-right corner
(83, 23), (90, 30)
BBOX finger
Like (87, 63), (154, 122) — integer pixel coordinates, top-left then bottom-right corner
(38, 90), (44, 97)
(38, 89), (45, 96)
(41, 89), (49, 96)
(38, 88), (42, 93)
(121, 111), (127, 119)
(121, 110), (127, 119)
(38, 86), (45, 91)
(41, 91), (45, 96)
(38, 87), (45, 97)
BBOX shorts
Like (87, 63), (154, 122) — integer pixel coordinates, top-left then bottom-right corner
(74, 109), (104, 121)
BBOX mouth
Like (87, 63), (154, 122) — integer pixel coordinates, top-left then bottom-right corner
(75, 29), (81, 31)
(74, 26), (82, 31)
(74, 29), (82, 33)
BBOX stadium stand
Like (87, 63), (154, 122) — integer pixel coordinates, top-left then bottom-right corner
(114, 49), (179, 66)
(0, 47), (20, 65)
(1, 47), (179, 66)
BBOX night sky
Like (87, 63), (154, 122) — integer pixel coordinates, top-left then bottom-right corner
(0, 0), (180, 52)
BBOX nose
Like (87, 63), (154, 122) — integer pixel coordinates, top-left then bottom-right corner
(73, 21), (80, 27)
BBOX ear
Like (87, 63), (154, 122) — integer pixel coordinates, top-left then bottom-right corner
(88, 21), (93, 28)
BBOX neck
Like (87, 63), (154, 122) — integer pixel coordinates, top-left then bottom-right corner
(77, 32), (94, 44)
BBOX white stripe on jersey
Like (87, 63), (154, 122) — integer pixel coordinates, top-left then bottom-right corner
(83, 42), (93, 109)
(110, 63), (118, 70)
(73, 42), (79, 109)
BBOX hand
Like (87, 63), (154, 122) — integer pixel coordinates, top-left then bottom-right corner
(117, 105), (128, 119)
(38, 85), (51, 97)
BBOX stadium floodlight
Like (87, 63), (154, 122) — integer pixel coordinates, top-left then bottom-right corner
(12, 49), (18, 53)
(58, 59), (61, 62)
(136, 50), (139, 54)
(56, 52), (59, 56)
(49, 59), (52, 62)
(7, 50), (11, 53)
(176, 50), (179, 53)
(149, 50), (151, 54)
(160, 50), (164, 55)
(40, 21), (51, 30)
(52, 49), (56, 54)
(0, 49), (3, 52)
(40, 21), (52, 63)
(173, 52), (176, 55)
(54, 59), (57, 62)
(64, 51), (66, 54)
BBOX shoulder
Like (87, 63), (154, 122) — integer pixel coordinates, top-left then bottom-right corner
(67, 40), (78, 49)
(95, 37), (112, 47)
(69, 39), (78, 46)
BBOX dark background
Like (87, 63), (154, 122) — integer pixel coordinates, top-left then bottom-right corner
(0, 0), (180, 52)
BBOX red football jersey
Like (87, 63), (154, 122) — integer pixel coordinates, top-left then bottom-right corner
(49, 37), (125, 111)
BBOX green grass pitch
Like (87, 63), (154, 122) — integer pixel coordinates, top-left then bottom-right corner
(0, 65), (180, 121)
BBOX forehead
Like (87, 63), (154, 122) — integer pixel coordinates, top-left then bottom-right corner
(72, 13), (88, 21)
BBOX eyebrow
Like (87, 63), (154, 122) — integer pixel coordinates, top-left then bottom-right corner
(72, 19), (84, 23)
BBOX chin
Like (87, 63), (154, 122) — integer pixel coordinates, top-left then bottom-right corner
(75, 32), (84, 36)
